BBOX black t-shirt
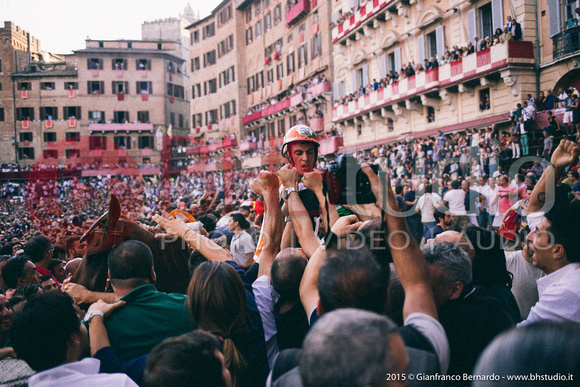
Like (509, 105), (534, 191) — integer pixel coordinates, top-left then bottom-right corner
(438, 284), (516, 378)
(275, 303), (310, 350)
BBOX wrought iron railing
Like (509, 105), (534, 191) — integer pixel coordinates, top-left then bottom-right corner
(553, 27), (580, 60)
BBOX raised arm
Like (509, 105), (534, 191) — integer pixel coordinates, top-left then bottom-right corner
(279, 165), (320, 258)
(251, 172), (284, 278)
(302, 171), (339, 235)
(153, 212), (233, 262)
(362, 164), (438, 320)
(528, 140), (579, 213)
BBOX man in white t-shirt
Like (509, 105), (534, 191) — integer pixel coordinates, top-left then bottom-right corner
(443, 180), (467, 229)
(416, 184), (442, 238)
(505, 248), (545, 320)
(228, 212), (256, 268)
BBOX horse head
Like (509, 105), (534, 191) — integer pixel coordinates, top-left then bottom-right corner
(73, 194), (190, 296)
(80, 193), (136, 255)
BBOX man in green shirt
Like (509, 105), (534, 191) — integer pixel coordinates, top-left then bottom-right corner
(102, 240), (194, 361)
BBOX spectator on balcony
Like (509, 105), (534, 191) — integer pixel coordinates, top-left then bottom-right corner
(372, 78), (380, 91)
(544, 90), (556, 110)
(500, 27), (513, 43)
(558, 87), (569, 109)
(427, 56), (439, 70)
(535, 91), (546, 111)
(494, 28), (503, 43)
(572, 94), (580, 137)
(566, 13), (578, 29)
(405, 63), (415, 77)
(508, 17), (523, 41)
(562, 90), (575, 138)
(466, 42), (475, 55)
(479, 37), (489, 51)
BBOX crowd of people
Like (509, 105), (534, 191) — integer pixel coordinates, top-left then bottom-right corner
(334, 15), (524, 107)
(0, 121), (579, 386)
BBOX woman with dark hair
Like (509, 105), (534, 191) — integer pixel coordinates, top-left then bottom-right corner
(188, 260), (268, 387)
(152, 211), (267, 386)
(463, 225), (520, 322)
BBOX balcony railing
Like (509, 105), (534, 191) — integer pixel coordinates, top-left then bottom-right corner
(332, 41), (534, 123)
(332, 0), (391, 43)
(309, 117), (324, 132)
(286, 0), (310, 26)
(242, 111), (262, 125)
(222, 138), (238, 148)
(552, 27), (580, 60)
(318, 136), (343, 155)
(239, 141), (258, 152)
(306, 81), (330, 99)
(243, 82), (330, 126)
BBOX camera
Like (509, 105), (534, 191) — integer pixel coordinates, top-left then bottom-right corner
(326, 154), (378, 205)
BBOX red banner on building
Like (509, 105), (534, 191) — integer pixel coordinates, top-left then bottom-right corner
(68, 89), (75, 98)
(21, 120), (30, 129)
(117, 93), (125, 101)
(140, 70), (147, 78)
(117, 69), (124, 78)
(68, 118), (77, 128)
(45, 119), (53, 129)
(21, 89), (29, 99)
(141, 92), (149, 101)
(92, 69), (99, 77)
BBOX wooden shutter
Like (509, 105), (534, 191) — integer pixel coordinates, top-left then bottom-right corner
(381, 55), (388, 77)
(467, 8), (477, 44)
(491, 0), (504, 34)
(417, 35), (425, 64)
(548, 0), (562, 37)
(435, 26), (445, 59)
(394, 47), (401, 72)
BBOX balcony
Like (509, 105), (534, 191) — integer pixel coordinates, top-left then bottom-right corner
(306, 81), (330, 99)
(239, 141), (258, 152)
(332, 0), (391, 43)
(89, 123), (154, 133)
(242, 111), (262, 125)
(262, 99), (291, 118)
(187, 161), (221, 173)
(318, 136), (344, 155)
(332, 41), (534, 123)
(222, 138), (238, 148)
(286, 0), (310, 26)
(242, 156), (262, 169)
(309, 117), (324, 133)
(243, 81), (330, 127)
(552, 27), (580, 61)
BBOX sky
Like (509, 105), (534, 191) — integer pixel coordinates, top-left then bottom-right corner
(0, 0), (220, 55)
